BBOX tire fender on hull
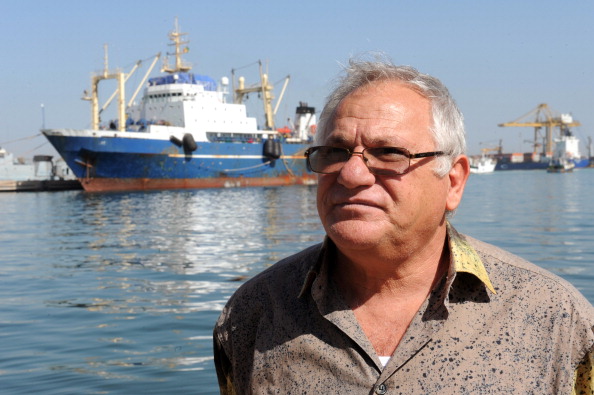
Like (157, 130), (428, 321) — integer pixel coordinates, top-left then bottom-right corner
(182, 134), (197, 153)
(263, 139), (281, 159)
(170, 135), (183, 147)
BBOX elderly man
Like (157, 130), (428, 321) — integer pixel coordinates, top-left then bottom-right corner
(213, 59), (594, 393)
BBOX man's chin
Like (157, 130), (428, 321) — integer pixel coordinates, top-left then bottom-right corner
(324, 220), (385, 249)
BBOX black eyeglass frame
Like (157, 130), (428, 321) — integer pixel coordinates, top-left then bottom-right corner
(304, 146), (446, 176)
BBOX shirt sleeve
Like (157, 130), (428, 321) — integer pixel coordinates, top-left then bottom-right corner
(213, 330), (236, 395)
(573, 348), (594, 395)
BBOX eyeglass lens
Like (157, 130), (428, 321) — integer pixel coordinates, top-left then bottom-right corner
(307, 146), (411, 175)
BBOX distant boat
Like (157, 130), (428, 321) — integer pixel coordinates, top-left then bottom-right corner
(42, 20), (317, 192)
(0, 147), (81, 192)
(547, 157), (575, 173)
(470, 153), (497, 174)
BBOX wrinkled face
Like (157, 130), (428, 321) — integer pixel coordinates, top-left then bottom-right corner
(316, 81), (454, 255)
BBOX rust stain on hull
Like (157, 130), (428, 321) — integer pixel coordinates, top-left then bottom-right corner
(80, 175), (318, 192)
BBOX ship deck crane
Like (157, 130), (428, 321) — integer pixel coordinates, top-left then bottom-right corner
(231, 60), (290, 131)
(479, 140), (503, 156)
(498, 103), (580, 157)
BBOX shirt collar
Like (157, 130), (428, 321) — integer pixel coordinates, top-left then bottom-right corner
(447, 222), (496, 294)
(298, 237), (330, 299)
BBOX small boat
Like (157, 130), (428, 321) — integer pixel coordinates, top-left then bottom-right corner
(470, 153), (497, 174)
(0, 147), (81, 192)
(547, 157), (575, 173)
(42, 20), (317, 192)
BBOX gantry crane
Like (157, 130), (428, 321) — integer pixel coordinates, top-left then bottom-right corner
(498, 103), (581, 157)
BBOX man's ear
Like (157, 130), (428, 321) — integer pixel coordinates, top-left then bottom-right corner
(445, 155), (470, 212)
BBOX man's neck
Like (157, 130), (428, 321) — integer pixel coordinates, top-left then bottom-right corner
(333, 236), (449, 305)
(331, 233), (450, 356)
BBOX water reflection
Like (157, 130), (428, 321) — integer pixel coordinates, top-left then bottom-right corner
(3, 172), (593, 394)
(32, 186), (324, 386)
(72, 186), (323, 276)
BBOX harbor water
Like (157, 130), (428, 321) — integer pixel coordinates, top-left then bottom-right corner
(1, 170), (593, 394)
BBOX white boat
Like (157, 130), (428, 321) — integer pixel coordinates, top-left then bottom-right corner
(470, 153), (497, 174)
(0, 147), (80, 191)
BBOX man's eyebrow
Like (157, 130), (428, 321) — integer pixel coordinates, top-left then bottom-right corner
(324, 135), (349, 145)
(324, 128), (411, 147)
(366, 137), (399, 146)
(325, 136), (403, 147)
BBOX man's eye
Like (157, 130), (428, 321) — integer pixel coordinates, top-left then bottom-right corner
(372, 148), (407, 160)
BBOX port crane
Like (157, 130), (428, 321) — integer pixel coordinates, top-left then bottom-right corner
(498, 103), (580, 157)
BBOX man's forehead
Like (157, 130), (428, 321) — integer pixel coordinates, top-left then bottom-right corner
(333, 82), (431, 122)
(324, 132), (413, 147)
(349, 79), (426, 100)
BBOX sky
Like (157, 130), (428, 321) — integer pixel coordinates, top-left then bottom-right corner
(1, 0), (593, 158)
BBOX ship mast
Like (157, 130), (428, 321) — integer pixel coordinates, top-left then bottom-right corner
(162, 18), (192, 73)
(85, 44), (126, 132)
(83, 19), (185, 131)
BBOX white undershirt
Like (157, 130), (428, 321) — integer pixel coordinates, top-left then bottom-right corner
(378, 356), (391, 367)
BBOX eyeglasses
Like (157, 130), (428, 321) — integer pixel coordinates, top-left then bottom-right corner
(304, 146), (445, 176)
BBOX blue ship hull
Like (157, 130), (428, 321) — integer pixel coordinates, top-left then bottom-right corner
(495, 161), (549, 171)
(495, 158), (590, 171)
(44, 133), (316, 192)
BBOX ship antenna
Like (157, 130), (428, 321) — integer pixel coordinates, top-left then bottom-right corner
(103, 44), (109, 77)
(162, 17), (192, 73)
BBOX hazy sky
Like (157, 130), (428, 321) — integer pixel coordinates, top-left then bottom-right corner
(1, 0), (593, 158)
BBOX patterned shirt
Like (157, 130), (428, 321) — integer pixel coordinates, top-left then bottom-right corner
(213, 224), (594, 394)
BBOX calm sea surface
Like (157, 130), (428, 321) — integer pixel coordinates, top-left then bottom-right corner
(1, 170), (593, 394)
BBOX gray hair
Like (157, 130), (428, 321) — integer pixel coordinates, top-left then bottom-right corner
(315, 57), (466, 177)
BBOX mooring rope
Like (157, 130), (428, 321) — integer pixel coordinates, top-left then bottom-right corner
(220, 161), (272, 172)
(0, 133), (42, 146)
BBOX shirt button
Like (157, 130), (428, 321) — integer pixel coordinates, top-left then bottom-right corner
(375, 383), (387, 394)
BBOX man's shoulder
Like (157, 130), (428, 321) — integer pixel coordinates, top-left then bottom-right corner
(214, 243), (323, 342)
(460, 233), (594, 371)
(223, 243), (323, 307)
(465, 235), (543, 273)
(250, 242), (322, 286)
(464, 234), (594, 313)
(466, 234), (563, 280)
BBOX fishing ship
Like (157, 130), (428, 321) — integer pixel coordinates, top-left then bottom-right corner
(42, 22), (317, 192)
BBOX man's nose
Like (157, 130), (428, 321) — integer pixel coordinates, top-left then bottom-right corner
(336, 151), (375, 188)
